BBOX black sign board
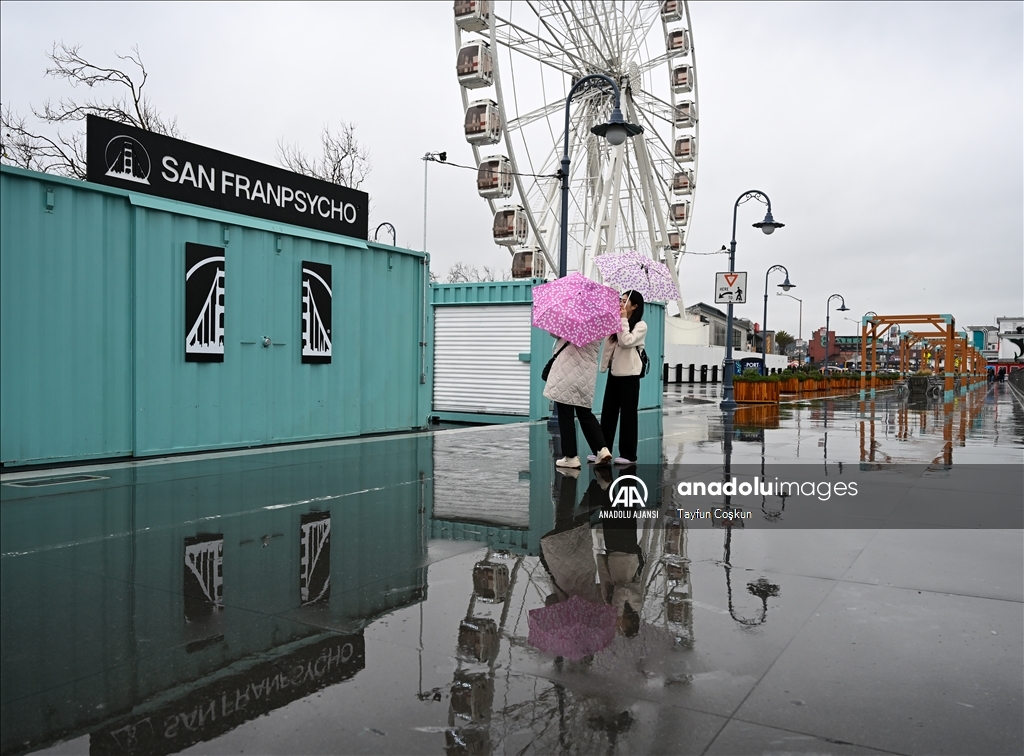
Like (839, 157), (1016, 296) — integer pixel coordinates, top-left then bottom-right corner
(86, 115), (368, 239)
(737, 357), (764, 374)
(185, 243), (226, 362)
(300, 262), (332, 364)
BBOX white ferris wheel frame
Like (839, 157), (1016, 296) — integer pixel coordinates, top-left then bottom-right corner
(454, 0), (700, 304)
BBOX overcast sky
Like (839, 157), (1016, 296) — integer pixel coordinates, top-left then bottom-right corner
(2, 1), (1021, 339)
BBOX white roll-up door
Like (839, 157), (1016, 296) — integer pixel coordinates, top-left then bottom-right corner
(434, 305), (531, 415)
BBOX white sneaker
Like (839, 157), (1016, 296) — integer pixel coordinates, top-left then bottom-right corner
(613, 456), (636, 465)
(596, 448), (613, 465)
(556, 456), (582, 469)
(586, 454), (598, 463)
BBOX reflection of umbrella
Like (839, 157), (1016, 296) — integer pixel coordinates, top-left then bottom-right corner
(528, 594), (618, 660)
(532, 273), (621, 347)
(594, 250), (679, 302)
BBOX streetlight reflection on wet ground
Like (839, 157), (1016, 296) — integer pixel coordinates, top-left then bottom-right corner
(1, 383), (1021, 755)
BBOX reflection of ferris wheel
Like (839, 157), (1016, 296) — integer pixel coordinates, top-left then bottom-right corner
(454, 1), (699, 293)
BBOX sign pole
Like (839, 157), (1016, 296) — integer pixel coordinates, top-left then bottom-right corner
(722, 240), (738, 411)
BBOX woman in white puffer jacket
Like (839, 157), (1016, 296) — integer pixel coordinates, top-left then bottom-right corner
(543, 337), (612, 469)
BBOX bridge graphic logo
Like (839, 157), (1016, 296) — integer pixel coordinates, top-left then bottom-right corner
(302, 261), (332, 363)
(103, 135), (152, 185)
(185, 243), (226, 362)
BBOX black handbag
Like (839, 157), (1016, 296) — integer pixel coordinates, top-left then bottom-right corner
(637, 346), (650, 377)
(541, 342), (570, 381)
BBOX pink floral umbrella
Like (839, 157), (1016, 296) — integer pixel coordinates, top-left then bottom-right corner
(527, 594), (619, 660)
(594, 250), (679, 302)
(532, 273), (622, 347)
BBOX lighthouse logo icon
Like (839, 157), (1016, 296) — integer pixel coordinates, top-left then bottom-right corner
(103, 135), (151, 185)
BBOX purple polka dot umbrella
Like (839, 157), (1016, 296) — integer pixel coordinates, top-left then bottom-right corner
(593, 250), (680, 302)
(532, 273), (622, 347)
(527, 594), (619, 660)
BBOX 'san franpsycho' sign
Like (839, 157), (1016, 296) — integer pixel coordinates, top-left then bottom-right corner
(86, 115), (368, 239)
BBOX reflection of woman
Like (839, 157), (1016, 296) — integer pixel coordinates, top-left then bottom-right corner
(598, 291), (647, 465)
(539, 468), (645, 637)
(544, 338), (612, 469)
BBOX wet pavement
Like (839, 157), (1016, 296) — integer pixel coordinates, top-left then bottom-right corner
(2, 383), (1022, 755)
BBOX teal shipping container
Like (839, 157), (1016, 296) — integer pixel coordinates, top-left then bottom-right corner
(0, 166), (430, 466)
(430, 279), (664, 423)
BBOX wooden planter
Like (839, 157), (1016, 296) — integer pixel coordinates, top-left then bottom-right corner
(780, 378), (801, 393)
(733, 381), (780, 403)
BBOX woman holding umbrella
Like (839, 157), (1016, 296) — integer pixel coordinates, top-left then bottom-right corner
(597, 290), (647, 465)
(543, 338), (613, 468)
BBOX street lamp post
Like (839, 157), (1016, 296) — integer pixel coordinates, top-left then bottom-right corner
(760, 265), (794, 375)
(549, 77), (641, 431)
(824, 294), (849, 376)
(421, 151), (446, 251)
(777, 291), (803, 363)
(721, 191), (785, 411)
(558, 74), (642, 277)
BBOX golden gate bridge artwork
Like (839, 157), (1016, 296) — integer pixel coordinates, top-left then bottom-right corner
(185, 254), (225, 361)
(104, 136), (151, 185)
(302, 262), (332, 363)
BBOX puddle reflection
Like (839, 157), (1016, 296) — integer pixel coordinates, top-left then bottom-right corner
(1, 383), (1020, 755)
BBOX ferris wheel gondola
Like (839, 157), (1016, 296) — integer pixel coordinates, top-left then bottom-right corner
(453, 0), (700, 299)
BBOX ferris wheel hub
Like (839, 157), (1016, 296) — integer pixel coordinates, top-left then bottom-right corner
(453, 0), (699, 289)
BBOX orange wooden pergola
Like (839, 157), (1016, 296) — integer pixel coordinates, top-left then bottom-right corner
(903, 335), (985, 388)
(857, 314), (983, 400)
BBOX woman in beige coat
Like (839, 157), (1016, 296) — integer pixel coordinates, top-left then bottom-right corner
(543, 337), (612, 468)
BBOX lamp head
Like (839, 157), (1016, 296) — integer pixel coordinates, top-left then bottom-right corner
(838, 303), (849, 312)
(752, 210), (785, 235)
(779, 277), (794, 292)
(591, 106), (643, 146)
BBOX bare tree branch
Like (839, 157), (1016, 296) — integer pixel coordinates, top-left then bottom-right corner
(1, 42), (180, 178)
(277, 121), (371, 190)
(38, 43), (180, 136)
(446, 262), (478, 283)
(438, 262), (513, 283)
(2, 104), (87, 178)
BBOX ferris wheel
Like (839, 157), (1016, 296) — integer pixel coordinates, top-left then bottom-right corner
(453, 0), (699, 297)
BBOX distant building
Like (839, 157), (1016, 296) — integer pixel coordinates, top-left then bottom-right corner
(808, 328), (885, 368)
(995, 316), (1024, 364)
(684, 302), (756, 350)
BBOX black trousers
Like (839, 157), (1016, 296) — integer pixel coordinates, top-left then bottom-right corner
(601, 374), (640, 461)
(555, 402), (606, 458)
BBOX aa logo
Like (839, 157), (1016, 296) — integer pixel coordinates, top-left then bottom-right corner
(608, 475), (648, 509)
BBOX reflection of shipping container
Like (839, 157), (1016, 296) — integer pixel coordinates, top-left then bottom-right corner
(0, 443), (429, 754)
